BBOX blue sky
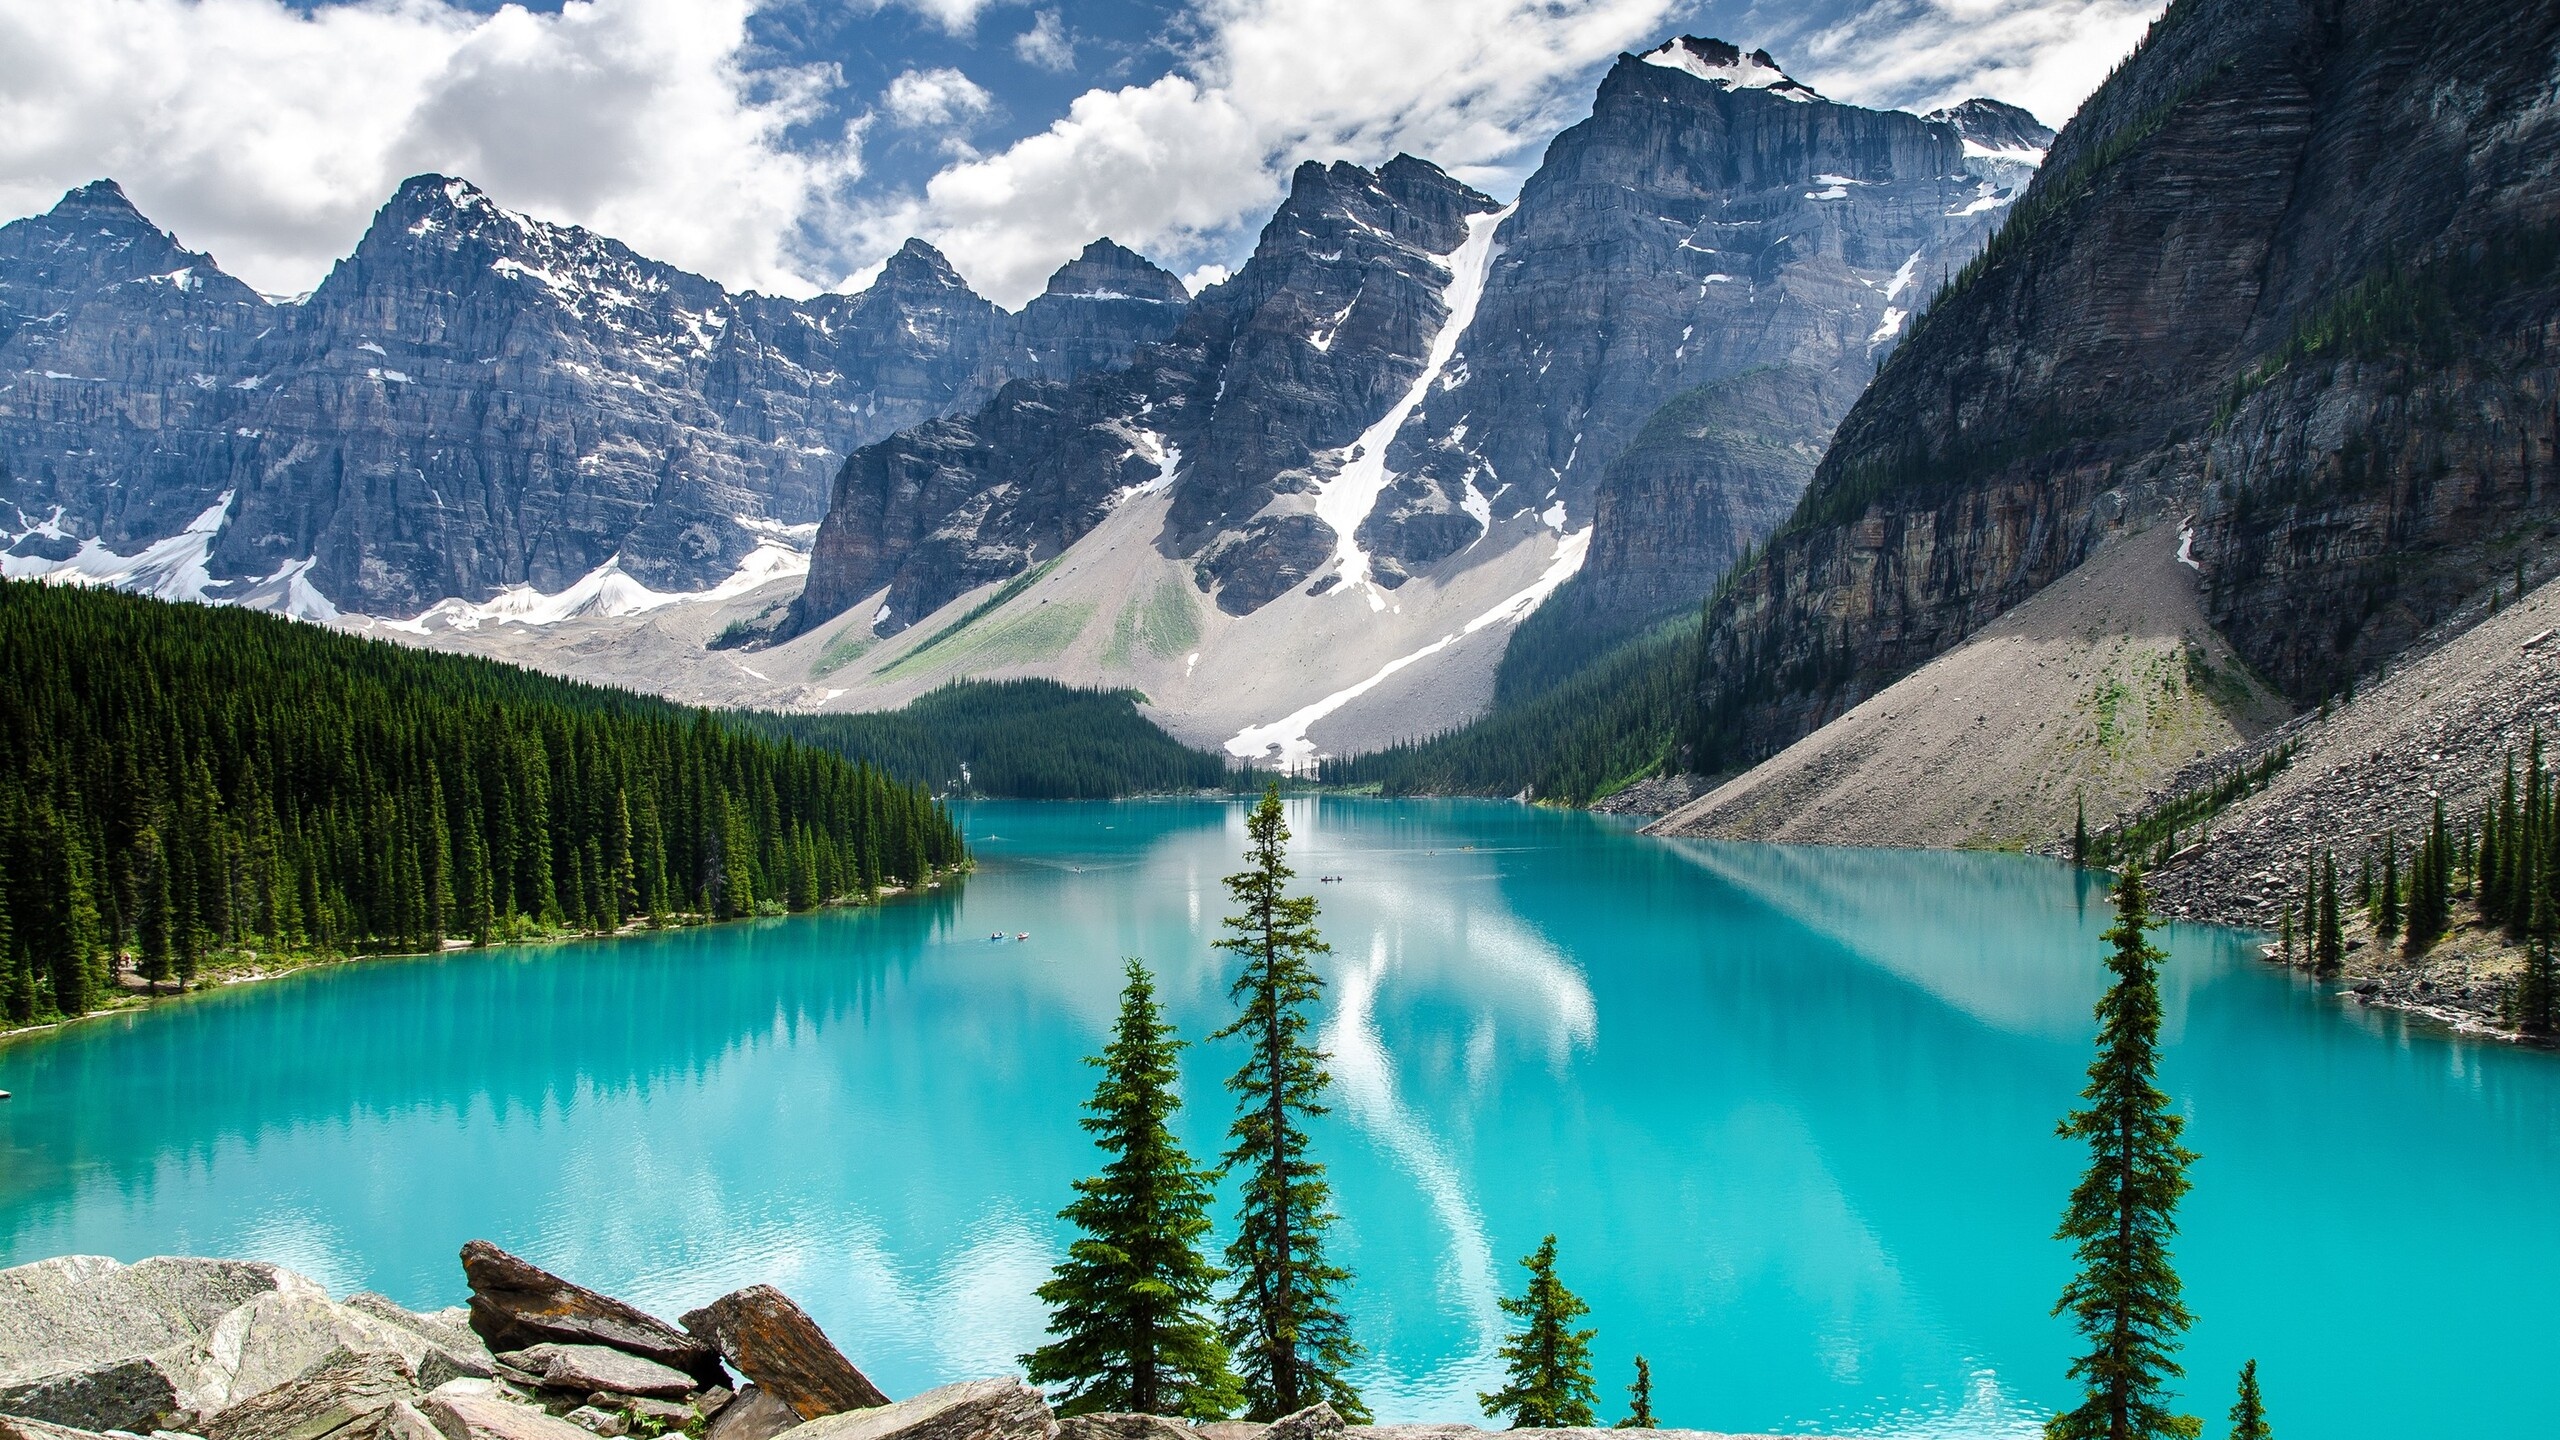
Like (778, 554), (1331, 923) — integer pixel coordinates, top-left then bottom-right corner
(0, 0), (2163, 304)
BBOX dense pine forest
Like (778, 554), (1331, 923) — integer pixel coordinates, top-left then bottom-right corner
(1319, 616), (1696, 804)
(749, 680), (1241, 800)
(0, 582), (964, 1026)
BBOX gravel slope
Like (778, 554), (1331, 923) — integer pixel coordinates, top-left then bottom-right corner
(1646, 523), (2291, 848)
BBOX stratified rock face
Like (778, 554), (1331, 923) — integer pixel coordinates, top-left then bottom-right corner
(678, 1286), (886, 1420)
(1679, 0), (2560, 772)
(769, 1379), (1053, 1440)
(1564, 362), (1871, 632)
(0, 182), (272, 555)
(788, 45), (2031, 643)
(1013, 240), (1191, 383)
(458, 1241), (724, 1388)
(788, 154), (1501, 633)
(0, 178), (1183, 616)
(1374, 38), (2026, 588)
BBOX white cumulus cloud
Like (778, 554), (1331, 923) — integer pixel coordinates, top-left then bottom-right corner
(1011, 9), (1073, 72)
(867, 0), (1685, 306)
(883, 67), (995, 129)
(0, 0), (862, 298)
(1788, 0), (2168, 126)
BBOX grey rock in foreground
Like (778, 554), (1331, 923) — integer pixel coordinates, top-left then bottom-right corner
(680, 1287), (886, 1419)
(421, 1381), (598, 1440)
(1053, 1415), (1199, 1440)
(769, 1379), (1053, 1440)
(702, 1387), (801, 1440)
(458, 1243), (723, 1389)
(200, 1348), (421, 1440)
(0, 1256), (300, 1385)
(491, 1348), (691, 1402)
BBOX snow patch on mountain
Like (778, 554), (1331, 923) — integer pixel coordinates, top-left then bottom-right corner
(1639, 38), (1821, 103)
(1310, 203), (1514, 609)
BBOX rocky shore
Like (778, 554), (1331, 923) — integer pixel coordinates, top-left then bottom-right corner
(2124, 564), (2560, 1045)
(0, 1249), (1788, 1440)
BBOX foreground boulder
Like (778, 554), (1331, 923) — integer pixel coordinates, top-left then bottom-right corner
(0, 1257), (491, 1433)
(421, 1380), (597, 1440)
(491, 1346), (691, 1402)
(0, 1257), (299, 1382)
(201, 1348), (432, 1440)
(1054, 1416), (1199, 1440)
(770, 1380), (1053, 1440)
(703, 1386), (800, 1440)
(1263, 1407), (1340, 1440)
(457, 1246), (722, 1389)
(679, 1289), (885, 1419)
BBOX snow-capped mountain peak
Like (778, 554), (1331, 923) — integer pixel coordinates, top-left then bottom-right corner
(1638, 37), (1822, 103)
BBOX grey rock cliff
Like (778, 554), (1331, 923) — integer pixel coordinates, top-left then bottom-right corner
(1677, 0), (2560, 772)
(0, 179), (1182, 615)
(785, 154), (1500, 635)
(1377, 38), (2034, 599)
(786, 40), (2037, 646)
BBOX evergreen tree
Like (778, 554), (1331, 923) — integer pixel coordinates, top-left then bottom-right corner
(1213, 784), (1365, 1422)
(1480, 1235), (1598, 1430)
(2226, 1360), (2268, 1440)
(2047, 868), (2200, 1440)
(2524, 893), (2558, 1038)
(1025, 961), (1239, 1419)
(2313, 855), (2343, 977)
(1614, 1356), (1656, 1430)
(2375, 837), (2400, 940)
(2075, 798), (2090, 865)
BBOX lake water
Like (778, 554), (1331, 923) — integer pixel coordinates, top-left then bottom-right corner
(3, 800), (2554, 1436)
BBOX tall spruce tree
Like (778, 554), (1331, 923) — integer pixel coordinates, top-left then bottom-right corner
(1615, 1356), (1656, 1430)
(2375, 838), (2400, 940)
(2313, 856), (2343, 976)
(2047, 868), (2200, 1440)
(1213, 785), (1365, 1421)
(1025, 961), (1240, 1418)
(1480, 1235), (1598, 1430)
(2226, 1360), (2268, 1440)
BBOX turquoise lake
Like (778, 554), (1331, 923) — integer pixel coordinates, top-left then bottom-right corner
(3, 799), (2555, 1436)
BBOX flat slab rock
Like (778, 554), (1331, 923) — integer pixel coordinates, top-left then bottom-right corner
(0, 1257), (491, 1434)
(457, 1246), (720, 1389)
(703, 1386), (800, 1440)
(491, 1347), (692, 1401)
(201, 1348), (429, 1440)
(422, 1381), (599, 1440)
(679, 1288), (885, 1419)
(0, 1257), (303, 1385)
(770, 1380), (1052, 1440)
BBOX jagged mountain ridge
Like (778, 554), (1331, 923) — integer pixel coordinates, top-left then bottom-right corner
(784, 37), (2041, 682)
(0, 178), (1185, 615)
(786, 154), (1502, 638)
(1665, 0), (2560, 784)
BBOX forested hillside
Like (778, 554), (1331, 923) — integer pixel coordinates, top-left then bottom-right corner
(0, 582), (963, 1025)
(748, 681), (1240, 799)
(1319, 618), (1696, 804)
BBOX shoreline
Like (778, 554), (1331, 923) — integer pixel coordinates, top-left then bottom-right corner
(0, 867), (969, 1049)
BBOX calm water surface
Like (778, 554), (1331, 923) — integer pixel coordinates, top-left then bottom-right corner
(3, 800), (2555, 1436)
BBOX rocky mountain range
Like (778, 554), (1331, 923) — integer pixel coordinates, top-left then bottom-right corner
(0, 178), (1185, 616)
(1668, 0), (2560, 777)
(730, 37), (2041, 761)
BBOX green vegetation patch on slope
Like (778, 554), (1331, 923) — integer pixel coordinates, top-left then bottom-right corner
(748, 679), (1242, 800)
(1321, 614), (1699, 804)
(877, 560), (1067, 677)
(0, 581), (964, 1026)
(1104, 575), (1203, 667)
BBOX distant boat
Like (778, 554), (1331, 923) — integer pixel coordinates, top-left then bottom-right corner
(990, 933), (1004, 941)
(1017, 932), (1031, 941)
